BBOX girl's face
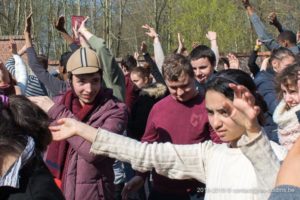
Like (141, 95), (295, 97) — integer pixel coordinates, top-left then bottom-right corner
(130, 73), (149, 89)
(205, 90), (245, 145)
(281, 82), (300, 108)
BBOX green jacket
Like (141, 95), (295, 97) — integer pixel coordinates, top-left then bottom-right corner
(88, 36), (125, 101)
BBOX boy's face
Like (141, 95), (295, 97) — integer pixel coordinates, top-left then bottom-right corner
(190, 57), (214, 84)
(72, 72), (101, 105)
(165, 72), (197, 102)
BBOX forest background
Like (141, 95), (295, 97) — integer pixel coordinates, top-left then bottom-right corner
(1, 0), (299, 60)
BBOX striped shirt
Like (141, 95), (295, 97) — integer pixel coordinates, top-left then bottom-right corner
(0, 137), (35, 188)
(5, 57), (48, 96)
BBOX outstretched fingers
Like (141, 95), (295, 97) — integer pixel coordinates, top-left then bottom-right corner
(49, 118), (76, 141)
(141, 24), (151, 30)
(78, 16), (89, 32)
(229, 83), (260, 123)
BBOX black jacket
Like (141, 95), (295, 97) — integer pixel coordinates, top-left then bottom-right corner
(127, 83), (167, 141)
(0, 152), (65, 200)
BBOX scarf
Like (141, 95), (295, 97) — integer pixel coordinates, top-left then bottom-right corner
(45, 89), (106, 181)
(0, 137), (35, 188)
(273, 99), (300, 150)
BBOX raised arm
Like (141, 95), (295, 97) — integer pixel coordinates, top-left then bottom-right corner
(142, 24), (165, 72)
(140, 41), (165, 84)
(206, 31), (219, 67)
(268, 12), (284, 33)
(78, 17), (125, 101)
(242, 0), (280, 50)
(24, 13), (67, 96)
(8, 39), (27, 94)
(228, 83), (284, 194)
(176, 32), (185, 54)
(54, 15), (75, 46)
(248, 39), (262, 77)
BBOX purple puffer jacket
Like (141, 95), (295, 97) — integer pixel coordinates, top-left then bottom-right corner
(47, 88), (128, 200)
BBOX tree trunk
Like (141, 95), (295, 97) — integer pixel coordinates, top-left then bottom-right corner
(13, 0), (20, 34)
(77, 0), (81, 15)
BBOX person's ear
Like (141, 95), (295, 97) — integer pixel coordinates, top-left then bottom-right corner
(144, 77), (150, 84)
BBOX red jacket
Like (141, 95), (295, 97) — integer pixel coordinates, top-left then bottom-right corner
(47, 88), (128, 200)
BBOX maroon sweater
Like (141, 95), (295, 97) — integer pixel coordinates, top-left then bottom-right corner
(124, 74), (138, 113)
(140, 93), (220, 195)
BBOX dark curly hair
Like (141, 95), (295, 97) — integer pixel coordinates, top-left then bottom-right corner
(0, 95), (52, 153)
(162, 54), (194, 81)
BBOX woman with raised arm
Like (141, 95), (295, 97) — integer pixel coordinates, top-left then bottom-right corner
(50, 69), (286, 200)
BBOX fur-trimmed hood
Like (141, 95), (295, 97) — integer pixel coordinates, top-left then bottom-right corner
(139, 83), (167, 99)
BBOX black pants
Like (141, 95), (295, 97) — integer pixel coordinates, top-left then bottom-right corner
(114, 183), (147, 200)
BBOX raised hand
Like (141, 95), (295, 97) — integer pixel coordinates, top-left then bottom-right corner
(72, 20), (80, 40)
(242, 0), (251, 8)
(254, 39), (262, 51)
(256, 39), (262, 47)
(78, 16), (89, 33)
(8, 39), (17, 55)
(142, 24), (159, 39)
(54, 15), (67, 33)
(268, 12), (279, 25)
(224, 83), (261, 135)
(206, 31), (217, 41)
(297, 31), (300, 44)
(227, 53), (240, 69)
(192, 41), (200, 49)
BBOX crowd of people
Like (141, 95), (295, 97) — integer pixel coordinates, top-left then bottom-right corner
(1, 0), (300, 199)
